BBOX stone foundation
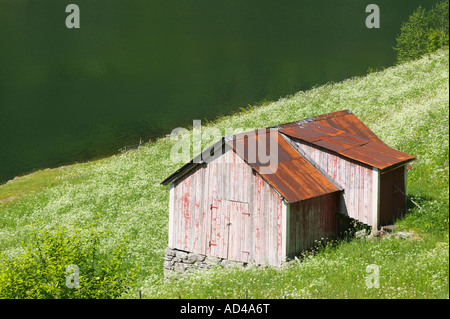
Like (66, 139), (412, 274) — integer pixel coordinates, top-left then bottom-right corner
(163, 247), (249, 276)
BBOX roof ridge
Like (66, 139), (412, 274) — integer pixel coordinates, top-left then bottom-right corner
(273, 109), (352, 129)
(224, 110), (352, 141)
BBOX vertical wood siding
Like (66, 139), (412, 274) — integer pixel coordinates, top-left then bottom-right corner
(170, 147), (285, 266)
(292, 139), (375, 226)
(252, 172), (283, 265)
(287, 193), (338, 258)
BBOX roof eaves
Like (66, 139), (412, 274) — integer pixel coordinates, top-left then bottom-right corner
(160, 138), (225, 185)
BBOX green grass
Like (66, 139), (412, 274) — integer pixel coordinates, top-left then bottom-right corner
(0, 48), (448, 299)
(142, 236), (448, 299)
(0, 168), (70, 203)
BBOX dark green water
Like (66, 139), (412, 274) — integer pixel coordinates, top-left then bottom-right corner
(0, 0), (435, 184)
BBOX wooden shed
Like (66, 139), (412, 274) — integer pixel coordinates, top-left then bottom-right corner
(161, 110), (415, 270)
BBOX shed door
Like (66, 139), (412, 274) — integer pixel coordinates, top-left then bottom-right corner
(209, 198), (250, 262)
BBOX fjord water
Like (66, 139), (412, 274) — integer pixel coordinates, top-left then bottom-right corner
(0, 0), (434, 184)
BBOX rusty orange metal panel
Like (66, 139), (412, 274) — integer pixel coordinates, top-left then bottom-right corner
(340, 142), (414, 170)
(278, 110), (415, 171)
(227, 130), (340, 203)
(325, 113), (384, 144)
(279, 121), (345, 143)
(312, 134), (368, 153)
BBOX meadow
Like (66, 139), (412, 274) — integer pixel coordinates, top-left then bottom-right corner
(0, 48), (448, 298)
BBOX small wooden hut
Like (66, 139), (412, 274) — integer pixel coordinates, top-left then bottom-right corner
(161, 110), (415, 271)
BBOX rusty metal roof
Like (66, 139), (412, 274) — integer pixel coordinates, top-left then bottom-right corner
(277, 110), (415, 171)
(161, 128), (340, 203)
(227, 129), (340, 203)
(162, 110), (414, 200)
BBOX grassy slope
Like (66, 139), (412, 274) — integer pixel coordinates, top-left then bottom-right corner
(0, 49), (448, 298)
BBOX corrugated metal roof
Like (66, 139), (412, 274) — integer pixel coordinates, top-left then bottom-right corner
(162, 110), (415, 198)
(278, 110), (415, 171)
(227, 129), (340, 203)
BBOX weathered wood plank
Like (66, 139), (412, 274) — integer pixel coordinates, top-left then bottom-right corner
(188, 171), (196, 252)
(168, 183), (175, 248)
(281, 201), (289, 262)
(242, 156), (248, 203)
(372, 167), (380, 229)
(229, 152), (235, 201)
(183, 175), (192, 250)
(254, 173), (263, 264)
(201, 163), (210, 255)
(354, 162), (359, 221)
(218, 198), (225, 258)
(277, 195), (283, 265)
(176, 180), (182, 249)
(193, 167), (203, 254)
(267, 186), (274, 265)
(211, 157), (218, 199)
(210, 198), (218, 256)
(263, 181), (270, 264)
(237, 202), (243, 261)
(271, 191), (280, 265)
(226, 201), (233, 259)
(357, 164), (363, 223)
(348, 160), (354, 221)
(248, 167), (255, 263)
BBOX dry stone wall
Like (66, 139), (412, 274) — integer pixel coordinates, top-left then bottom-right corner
(164, 247), (249, 276)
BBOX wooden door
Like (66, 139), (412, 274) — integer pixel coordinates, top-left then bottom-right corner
(209, 198), (229, 258)
(209, 198), (250, 262)
(227, 200), (250, 262)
